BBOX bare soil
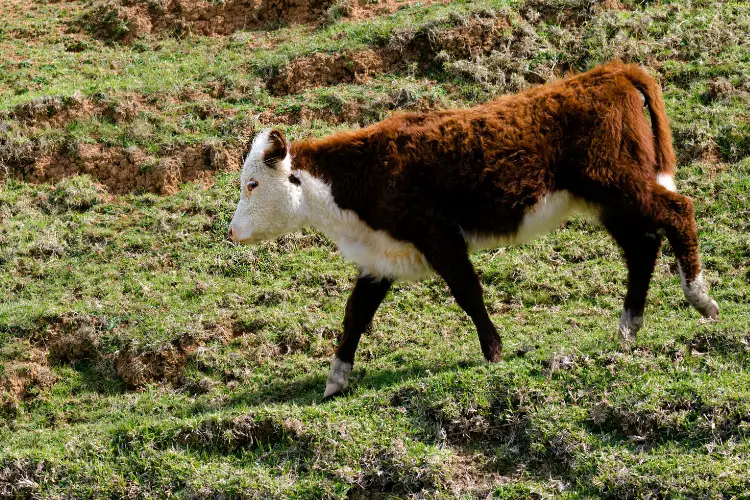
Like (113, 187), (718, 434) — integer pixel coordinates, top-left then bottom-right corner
(268, 15), (513, 95)
(115, 337), (199, 388)
(85, 0), (338, 42)
(3, 92), (152, 131)
(335, 0), (447, 22)
(0, 348), (56, 407)
(46, 313), (105, 364)
(7, 142), (242, 195)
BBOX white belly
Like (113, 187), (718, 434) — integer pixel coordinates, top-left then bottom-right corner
(463, 191), (598, 252)
(331, 191), (598, 281)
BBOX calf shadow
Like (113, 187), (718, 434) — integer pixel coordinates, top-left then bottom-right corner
(224, 358), (484, 408)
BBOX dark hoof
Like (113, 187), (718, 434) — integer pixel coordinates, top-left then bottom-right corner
(484, 345), (503, 363)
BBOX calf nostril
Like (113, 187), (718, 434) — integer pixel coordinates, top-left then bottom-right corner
(227, 227), (234, 241)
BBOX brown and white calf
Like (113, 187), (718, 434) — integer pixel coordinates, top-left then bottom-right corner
(229, 62), (718, 398)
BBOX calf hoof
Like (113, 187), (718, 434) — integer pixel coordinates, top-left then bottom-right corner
(680, 270), (719, 320)
(484, 344), (503, 363)
(698, 299), (719, 320)
(619, 309), (643, 344)
(323, 356), (352, 399)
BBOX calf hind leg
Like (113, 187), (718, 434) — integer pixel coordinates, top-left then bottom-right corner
(651, 187), (719, 319)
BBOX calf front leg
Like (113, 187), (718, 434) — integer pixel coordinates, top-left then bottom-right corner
(415, 231), (503, 362)
(604, 214), (663, 342)
(324, 272), (392, 399)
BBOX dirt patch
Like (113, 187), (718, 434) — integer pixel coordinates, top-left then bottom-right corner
(703, 78), (734, 103)
(522, 0), (626, 27)
(0, 347), (56, 408)
(1, 91), (244, 194)
(46, 313), (107, 364)
(268, 15), (518, 95)
(4, 141), (241, 195)
(445, 447), (512, 498)
(328, 0), (445, 22)
(2, 93), (151, 130)
(115, 337), (199, 388)
(82, 0), (337, 42)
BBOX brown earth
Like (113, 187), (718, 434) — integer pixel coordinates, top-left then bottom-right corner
(7, 141), (241, 195)
(83, 0), (449, 42)
(84, 0), (338, 42)
(46, 313), (106, 364)
(522, 0), (626, 27)
(0, 348), (56, 408)
(332, 0), (447, 22)
(115, 337), (199, 389)
(268, 15), (514, 95)
(3, 92), (150, 129)
(0, 91), (250, 193)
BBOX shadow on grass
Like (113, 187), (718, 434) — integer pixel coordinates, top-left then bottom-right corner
(224, 358), (484, 408)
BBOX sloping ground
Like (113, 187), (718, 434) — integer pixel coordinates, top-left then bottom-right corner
(1, 0), (749, 192)
(1, 0), (750, 497)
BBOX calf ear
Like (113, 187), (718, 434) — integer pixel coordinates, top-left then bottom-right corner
(263, 129), (287, 167)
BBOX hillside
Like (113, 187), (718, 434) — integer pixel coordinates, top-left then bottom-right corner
(1, 0), (749, 497)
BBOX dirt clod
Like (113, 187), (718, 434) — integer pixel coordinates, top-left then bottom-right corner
(46, 313), (107, 364)
(1, 348), (56, 408)
(115, 338), (199, 388)
(703, 78), (734, 103)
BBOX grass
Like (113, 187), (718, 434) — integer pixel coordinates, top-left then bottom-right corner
(1, 0), (750, 497)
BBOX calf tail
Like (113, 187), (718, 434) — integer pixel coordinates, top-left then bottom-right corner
(623, 65), (677, 177)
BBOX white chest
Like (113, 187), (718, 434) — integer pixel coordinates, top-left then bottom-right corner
(335, 228), (433, 280)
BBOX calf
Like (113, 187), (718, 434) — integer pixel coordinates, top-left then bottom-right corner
(229, 62), (718, 398)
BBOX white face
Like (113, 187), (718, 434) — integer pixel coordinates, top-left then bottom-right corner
(228, 130), (303, 244)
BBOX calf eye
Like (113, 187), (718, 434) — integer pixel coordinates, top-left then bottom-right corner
(247, 179), (259, 192)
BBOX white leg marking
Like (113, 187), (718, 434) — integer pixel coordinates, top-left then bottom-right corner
(677, 264), (719, 319)
(324, 356), (353, 398)
(619, 309), (643, 343)
(657, 173), (677, 192)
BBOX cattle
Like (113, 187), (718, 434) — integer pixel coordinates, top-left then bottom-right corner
(228, 62), (718, 399)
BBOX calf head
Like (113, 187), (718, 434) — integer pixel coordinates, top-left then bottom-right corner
(229, 129), (304, 244)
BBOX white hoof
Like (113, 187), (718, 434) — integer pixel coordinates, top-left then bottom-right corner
(619, 309), (643, 343)
(678, 267), (719, 319)
(323, 356), (352, 399)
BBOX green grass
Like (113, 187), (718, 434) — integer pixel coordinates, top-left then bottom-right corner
(1, 0), (750, 497)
